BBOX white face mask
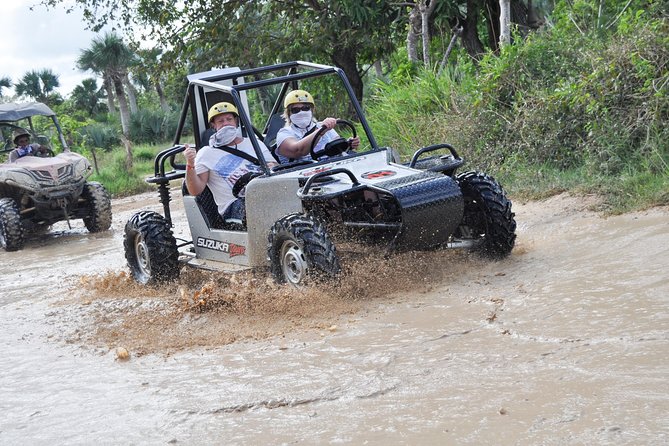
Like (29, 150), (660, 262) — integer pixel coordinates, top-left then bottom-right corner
(210, 125), (241, 147)
(289, 110), (313, 129)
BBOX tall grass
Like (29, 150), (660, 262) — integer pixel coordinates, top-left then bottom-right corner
(88, 143), (170, 197)
(364, 5), (668, 213)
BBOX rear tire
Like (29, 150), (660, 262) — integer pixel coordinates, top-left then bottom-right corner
(455, 171), (516, 258)
(82, 182), (112, 232)
(124, 211), (180, 284)
(268, 213), (340, 286)
(0, 198), (25, 251)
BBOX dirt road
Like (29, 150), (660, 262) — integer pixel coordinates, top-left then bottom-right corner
(1, 191), (667, 445)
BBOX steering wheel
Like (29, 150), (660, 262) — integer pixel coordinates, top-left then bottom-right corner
(36, 147), (55, 157)
(309, 119), (357, 161)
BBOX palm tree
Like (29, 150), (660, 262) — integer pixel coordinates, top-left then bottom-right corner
(14, 69), (60, 105)
(78, 32), (134, 136)
(70, 78), (107, 116)
(0, 76), (12, 98)
(134, 48), (171, 112)
(78, 32), (136, 167)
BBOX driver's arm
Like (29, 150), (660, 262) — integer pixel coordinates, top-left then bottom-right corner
(277, 117), (337, 160)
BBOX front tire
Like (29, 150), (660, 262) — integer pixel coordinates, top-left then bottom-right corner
(455, 171), (516, 258)
(124, 211), (180, 284)
(0, 198), (25, 251)
(82, 182), (112, 233)
(268, 213), (340, 286)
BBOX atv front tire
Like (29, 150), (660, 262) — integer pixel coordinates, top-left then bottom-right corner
(0, 198), (25, 251)
(82, 182), (112, 232)
(268, 213), (340, 286)
(455, 171), (516, 258)
(124, 211), (180, 284)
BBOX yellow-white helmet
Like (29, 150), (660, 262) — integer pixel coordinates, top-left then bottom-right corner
(207, 102), (239, 122)
(284, 90), (314, 108)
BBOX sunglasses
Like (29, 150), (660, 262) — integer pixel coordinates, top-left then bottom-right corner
(290, 105), (311, 114)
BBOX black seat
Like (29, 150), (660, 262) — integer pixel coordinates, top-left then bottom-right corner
(264, 113), (286, 156)
(189, 185), (245, 231)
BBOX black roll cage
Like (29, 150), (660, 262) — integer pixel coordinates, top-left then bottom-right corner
(169, 60), (379, 176)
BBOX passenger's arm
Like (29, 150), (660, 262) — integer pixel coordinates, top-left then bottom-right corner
(184, 144), (209, 195)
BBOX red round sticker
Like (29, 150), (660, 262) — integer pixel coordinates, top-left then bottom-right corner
(361, 170), (396, 179)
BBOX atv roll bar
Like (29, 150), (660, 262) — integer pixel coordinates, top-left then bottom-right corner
(145, 144), (187, 225)
(171, 61), (378, 164)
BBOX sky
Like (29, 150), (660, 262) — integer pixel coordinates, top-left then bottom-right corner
(0, 0), (109, 98)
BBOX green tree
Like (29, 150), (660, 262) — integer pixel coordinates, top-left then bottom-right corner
(0, 76), (12, 98)
(132, 47), (171, 112)
(14, 69), (61, 105)
(42, 0), (405, 102)
(77, 32), (135, 167)
(70, 78), (107, 116)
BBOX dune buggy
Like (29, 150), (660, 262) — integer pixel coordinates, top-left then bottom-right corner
(124, 61), (516, 285)
(0, 102), (112, 251)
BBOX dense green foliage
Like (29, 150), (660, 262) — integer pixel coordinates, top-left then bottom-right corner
(365, 2), (668, 212)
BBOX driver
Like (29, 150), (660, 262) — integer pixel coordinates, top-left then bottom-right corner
(8, 129), (49, 162)
(275, 89), (360, 163)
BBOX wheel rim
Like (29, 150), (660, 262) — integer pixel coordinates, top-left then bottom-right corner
(280, 239), (307, 285)
(133, 233), (151, 281)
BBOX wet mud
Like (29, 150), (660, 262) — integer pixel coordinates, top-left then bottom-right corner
(1, 191), (667, 444)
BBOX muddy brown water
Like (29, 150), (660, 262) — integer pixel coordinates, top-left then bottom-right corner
(1, 191), (667, 445)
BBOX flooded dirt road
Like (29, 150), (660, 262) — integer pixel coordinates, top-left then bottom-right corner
(1, 191), (667, 445)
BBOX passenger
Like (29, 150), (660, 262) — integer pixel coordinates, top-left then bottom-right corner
(275, 89), (360, 163)
(8, 129), (49, 162)
(183, 102), (276, 224)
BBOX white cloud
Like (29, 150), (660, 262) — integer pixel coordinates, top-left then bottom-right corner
(0, 0), (108, 98)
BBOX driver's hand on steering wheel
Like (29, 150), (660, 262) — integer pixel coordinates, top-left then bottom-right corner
(320, 117), (337, 130)
(348, 136), (361, 150)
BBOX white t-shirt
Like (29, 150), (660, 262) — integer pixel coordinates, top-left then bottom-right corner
(194, 138), (273, 215)
(275, 122), (339, 164)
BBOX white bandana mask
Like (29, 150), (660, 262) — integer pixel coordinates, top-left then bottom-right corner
(210, 125), (241, 147)
(289, 110), (313, 129)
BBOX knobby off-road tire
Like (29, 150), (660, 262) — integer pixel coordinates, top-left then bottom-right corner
(456, 171), (516, 258)
(268, 213), (340, 286)
(124, 211), (180, 285)
(82, 182), (112, 233)
(0, 198), (25, 251)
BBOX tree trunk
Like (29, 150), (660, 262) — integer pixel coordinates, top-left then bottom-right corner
(460, 0), (486, 60)
(103, 74), (116, 114)
(331, 50), (363, 105)
(113, 75), (131, 139)
(373, 60), (387, 81)
(499, 0), (511, 47)
(123, 74), (138, 115)
(527, 0), (543, 29)
(407, 4), (421, 63)
(155, 80), (170, 112)
(484, 0), (501, 52)
(438, 26), (463, 74)
(121, 134), (133, 170)
(420, 0), (439, 68)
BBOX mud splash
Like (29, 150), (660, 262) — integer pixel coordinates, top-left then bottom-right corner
(74, 247), (471, 354)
